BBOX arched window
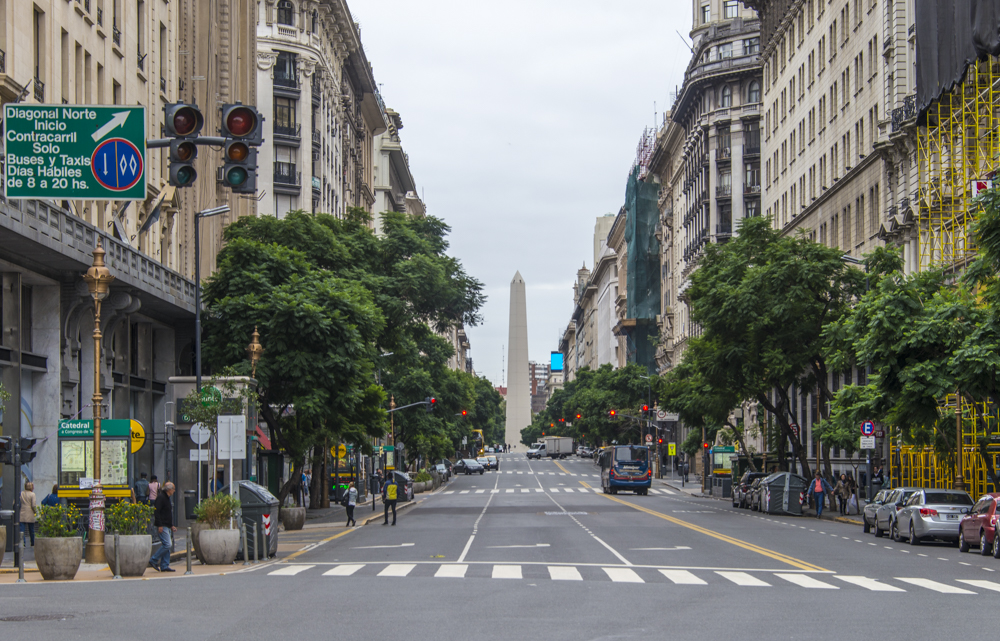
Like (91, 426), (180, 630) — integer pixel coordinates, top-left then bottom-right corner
(720, 85), (732, 108)
(312, 10), (318, 33)
(747, 80), (761, 103)
(277, 0), (294, 26)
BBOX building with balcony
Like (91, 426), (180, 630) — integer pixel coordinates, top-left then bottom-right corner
(255, 0), (386, 220)
(373, 108), (426, 234)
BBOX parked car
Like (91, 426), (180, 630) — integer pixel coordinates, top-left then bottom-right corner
(862, 489), (891, 533)
(896, 488), (973, 545)
(748, 477), (766, 511)
(874, 487), (921, 539)
(486, 455), (499, 471)
(733, 472), (769, 508)
(959, 492), (1000, 557)
(434, 463), (451, 482)
(453, 459), (485, 475)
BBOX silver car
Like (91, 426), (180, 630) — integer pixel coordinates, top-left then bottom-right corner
(862, 489), (891, 534)
(896, 488), (974, 545)
(873, 487), (921, 539)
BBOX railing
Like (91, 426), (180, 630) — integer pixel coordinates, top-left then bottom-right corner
(717, 222), (733, 235)
(274, 123), (301, 138)
(113, 25), (121, 46)
(744, 183), (761, 194)
(312, 176), (321, 191)
(745, 143), (761, 155)
(273, 162), (300, 185)
(716, 185), (732, 197)
(274, 72), (298, 88)
(33, 78), (44, 102)
(891, 94), (917, 132)
(277, 26), (297, 38)
(312, 81), (321, 101)
(718, 147), (732, 159)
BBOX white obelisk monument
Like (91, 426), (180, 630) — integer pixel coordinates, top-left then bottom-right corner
(505, 271), (531, 448)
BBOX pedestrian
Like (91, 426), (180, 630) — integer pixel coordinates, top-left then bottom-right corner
(135, 472), (150, 505)
(873, 465), (885, 486)
(809, 471), (834, 519)
(345, 481), (357, 527)
(835, 474), (849, 515)
(148, 475), (160, 503)
(683, 461), (690, 483)
(149, 482), (177, 572)
(19, 481), (37, 547)
(41, 484), (60, 507)
(382, 474), (398, 526)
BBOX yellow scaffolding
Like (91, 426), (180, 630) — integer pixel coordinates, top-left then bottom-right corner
(918, 57), (1000, 270)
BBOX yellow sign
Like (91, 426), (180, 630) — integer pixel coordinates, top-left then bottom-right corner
(668, 443), (677, 456)
(330, 444), (347, 458)
(129, 420), (145, 454)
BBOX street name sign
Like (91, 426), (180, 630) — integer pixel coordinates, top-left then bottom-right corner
(860, 436), (876, 449)
(4, 104), (146, 200)
(861, 420), (875, 436)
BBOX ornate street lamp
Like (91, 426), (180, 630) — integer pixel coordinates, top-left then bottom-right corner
(246, 326), (264, 378)
(81, 242), (114, 564)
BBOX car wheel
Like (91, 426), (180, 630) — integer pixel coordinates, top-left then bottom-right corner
(993, 534), (1000, 559)
(733, 498), (739, 508)
(874, 521), (884, 538)
(959, 530), (970, 553)
(890, 520), (900, 542)
(479, 470), (484, 475)
(982, 532), (992, 557)
(909, 522), (920, 545)
(863, 519), (871, 534)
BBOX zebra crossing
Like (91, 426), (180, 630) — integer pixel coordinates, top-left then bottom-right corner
(438, 487), (676, 496)
(264, 562), (1000, 594)
(497, 470), (600, 477)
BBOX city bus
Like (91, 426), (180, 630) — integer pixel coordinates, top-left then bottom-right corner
(598, 445), (652, 495)
(471, 429), (485, 456)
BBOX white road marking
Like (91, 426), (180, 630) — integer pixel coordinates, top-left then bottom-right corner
(716, 571), (771, 586)
(475, 489), (485, 494)
(775, 573), (838, 589)
(491, 489), (499, 494)
(548, 566), (583, 581)
(459, 490), (469, 494)
(434, 564), (468, 578)
(562, 488), (574, 493)
(535, 488), (543, 492)
(520, 488), (529, 493)
(487, 544), (550, 548)
(835, 576), (906, 592)
(630, 546), (692, 551)
(492, 565), (522, 579)
(323, 564), (365, 576)
(660, 569), (706, 585)
(896, 578), (975, 594)
(443, 491), (454, 495)
(268, 565), (314, 576)
(604, 567), (644, 583)
(378, 564), (416, 577)
(550, 488), (560, 492)
(958, 579), (1000, 592)
(352, 543), (415, 549)
(505, 489), (514, 493)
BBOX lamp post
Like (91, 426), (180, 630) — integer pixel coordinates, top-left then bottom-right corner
(194, 205), (231, 392)
(82, 242), (114, 564)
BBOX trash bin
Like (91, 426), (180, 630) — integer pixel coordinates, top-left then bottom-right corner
(760, 472), (808, 515)
(222, 481), (279, 560)
(183, 490), (198, 521)
(0, 510), (13, 553)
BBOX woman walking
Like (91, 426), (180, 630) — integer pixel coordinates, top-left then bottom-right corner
(835, 474), (850, 516)
(345, 481), (357, 527)
(20, 481), (37, 546)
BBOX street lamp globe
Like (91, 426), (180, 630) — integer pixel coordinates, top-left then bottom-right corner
(82, 243), (115, 301)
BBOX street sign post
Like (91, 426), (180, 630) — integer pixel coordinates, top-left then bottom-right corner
(668, 443), (677, 456)
(860, 436), (876, 449)
(4, 104), (147, 200)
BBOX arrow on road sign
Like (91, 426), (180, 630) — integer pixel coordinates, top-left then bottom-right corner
(91, 111), (131, 142)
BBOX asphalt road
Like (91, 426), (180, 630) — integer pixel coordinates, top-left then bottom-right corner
(2, 453), (996, 639)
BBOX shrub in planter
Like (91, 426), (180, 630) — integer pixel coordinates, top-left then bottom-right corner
(35, 504), (83, 581)
(414, 470), (433, 483)
(104, 501), (155, 576)
(194, 493), (242, 565)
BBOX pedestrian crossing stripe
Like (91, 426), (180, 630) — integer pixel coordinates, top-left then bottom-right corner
(267, 564), (1000, 594)
(438, 487), (675, 496)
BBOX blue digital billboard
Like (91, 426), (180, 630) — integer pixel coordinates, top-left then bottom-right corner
(550, 351), (564, 372)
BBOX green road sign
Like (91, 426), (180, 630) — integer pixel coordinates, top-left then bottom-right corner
(3, 104), (146, 200)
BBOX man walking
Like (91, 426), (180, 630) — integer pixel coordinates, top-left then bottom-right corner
(382, 474), (398, 526)
(149, 482), (177, 572)
(135, 472), (150, 505)
(809, 472), (834, 519)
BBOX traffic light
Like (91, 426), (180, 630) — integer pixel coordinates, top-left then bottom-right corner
(18, 437), (38, 464)
(558, 418), (565, 423)
(575, 413), (582, 420)
(0, 436), (11, 464)
(658, 438), (663, 444)
(219, 104), (262, 194)
(424, 397), (436, 412)
(168, 139), (198, 187)
(608, 409), (617, 418)
(642, 405), (649, 413)
(703, 442), (710, 449)
(164, 103), (204, 139)
(461, 410), (468, 416)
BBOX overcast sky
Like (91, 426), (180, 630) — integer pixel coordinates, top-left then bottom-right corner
(350, 0), (692, 387)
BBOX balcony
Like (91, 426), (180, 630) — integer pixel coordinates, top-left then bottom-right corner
(312, 129), (321, 146)
(716, 184), (732, 198)
(717, 147), (732, 161)
(113, 25), (121, 46)
(891, 94), (917, 132)
(312, 80), (321, 105)
(273, 162), (301, 194)
(744, 142), (761, 156)
(311, 176), (321, 197)
(33, 78), (44, 102)
(273, 122), (301, 146)
(717, 222), (733, 237)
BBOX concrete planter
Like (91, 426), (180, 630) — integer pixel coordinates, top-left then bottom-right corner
(280, 507), (305, 531)
(191, 522), (210, 564)
(198, 528), (240, 565)
(36, 537), (83, 581)
(104, 534), (153, 577)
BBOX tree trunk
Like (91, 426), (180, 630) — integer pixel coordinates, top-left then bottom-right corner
(756, 388), (811, 477)
(321, 438), (329, 508)
(309, 447), (323, 509)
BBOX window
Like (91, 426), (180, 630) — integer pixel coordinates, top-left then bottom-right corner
(748, 80), (760, 103)
(274, 97), (297, 131)
(274, 51), (297, 86)
(724, 0), (738, 18)
(745, 163), (760, 189)
(720, 43), (733, 59)
(701, 4), (710, 24)
(311, 9), (318, 33)
(277, 0), (294, 26)
(720, 85), (732, 107)
(744, 37), (760, 54)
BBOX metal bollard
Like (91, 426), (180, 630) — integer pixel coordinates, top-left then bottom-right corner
(113, 533), (122, 579)
(241, 521), (249, 566)
(16, 528), (25, 583)
(184, 526), (193, 575)
(252, 523), (259, 564)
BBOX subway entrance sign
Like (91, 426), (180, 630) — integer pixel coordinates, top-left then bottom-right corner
(4, 104), (146, 200)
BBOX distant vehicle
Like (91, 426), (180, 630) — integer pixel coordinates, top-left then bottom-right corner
(454, 459), (485, 475)
(487, 447), (495, 453)
(873, 487), (920, 539)
(862, 489), (891, 533)
(577, 446), (592, 458)
(539, 436), (573, 459)
(896, 488), (973, 545)
(526, 443), (543, 459)
(434, 463), (451, 482)
(748, 477), (766, 511)
(598, 445), (652, 495)
(733, 471), (769, 508)
(486, 455), (499, 470)
(959, 493), (1000, 557)
(476, 456), (491, 470)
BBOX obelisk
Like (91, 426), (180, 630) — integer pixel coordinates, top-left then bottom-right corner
(505, 271), (531, 448)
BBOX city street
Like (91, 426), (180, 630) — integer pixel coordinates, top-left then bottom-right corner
(1, 454), (994, 639)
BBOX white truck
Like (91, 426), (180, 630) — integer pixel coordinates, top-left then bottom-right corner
(526, 442), (544, 459)
(538, 436), (573, 459)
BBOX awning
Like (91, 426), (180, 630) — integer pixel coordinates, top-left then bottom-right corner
(255, 425), (272, 450)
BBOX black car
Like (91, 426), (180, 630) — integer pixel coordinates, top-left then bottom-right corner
(453, 458), (485, 475)
(733, 472), (769, 508)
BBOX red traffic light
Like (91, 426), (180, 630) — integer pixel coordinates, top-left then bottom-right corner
(642, 405), (649, 412)
(608, 409), (617, 417)
(226, 107), (256, 137)
(558, 418), (565, 423)
(542, 432), (546, 436)
(173, 106), (200, 136)
(461, 410), (467, 416)
(703, 442), (710, 449)
(575, 413), (582, 419)
(658, 438), (663, 444)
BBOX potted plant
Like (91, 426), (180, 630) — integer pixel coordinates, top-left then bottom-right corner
(104, 500), (155, 577)
(35, 504), (83, 580)
(193, 492), (242, 565)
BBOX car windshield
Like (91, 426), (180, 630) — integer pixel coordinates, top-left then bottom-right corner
(487, 456), (496, 461)
(614, 446), (648, 463)
(925, 491), (973, 505)
(464, 459), (480, 465)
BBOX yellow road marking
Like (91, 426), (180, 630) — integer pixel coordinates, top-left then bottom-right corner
(283, 527), (357, 562)
(554, 460), (571, 474)
(579, 481), (826, 573)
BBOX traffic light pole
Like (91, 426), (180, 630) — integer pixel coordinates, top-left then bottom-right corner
(193, 206), (231, 393)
